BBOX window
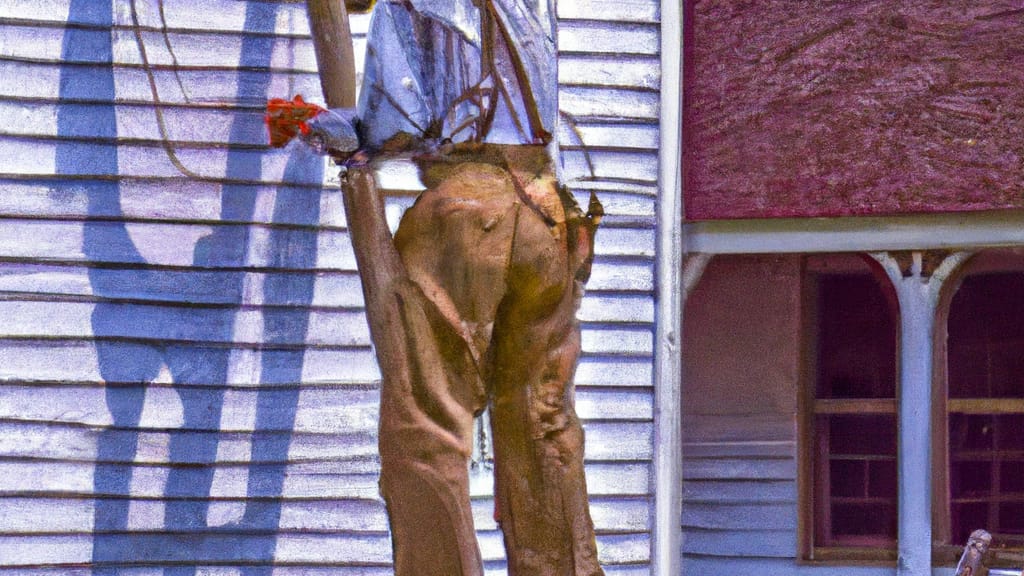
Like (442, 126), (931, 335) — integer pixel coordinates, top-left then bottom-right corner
(944, 271), (1024, 548)
(803, 255), (899, 558)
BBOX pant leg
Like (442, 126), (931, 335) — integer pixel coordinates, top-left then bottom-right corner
(382, 161), (521, 576)
(488, 176), (605, 576)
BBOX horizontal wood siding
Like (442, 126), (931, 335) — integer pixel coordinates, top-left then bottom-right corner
(557, 2), (661, 571)
(681, 414), (799, 562)
(0, 0), (659, 573)
(682, 256), (810, 572)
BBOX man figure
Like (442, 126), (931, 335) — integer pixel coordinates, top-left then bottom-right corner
(305, 1), (605, 573)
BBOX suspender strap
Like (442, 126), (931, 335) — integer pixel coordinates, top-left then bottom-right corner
(482, 0), (551, 144)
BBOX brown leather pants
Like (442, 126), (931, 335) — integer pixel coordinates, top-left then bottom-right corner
(378, 148), (604, 576)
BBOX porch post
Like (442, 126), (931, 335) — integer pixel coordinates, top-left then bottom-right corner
(872, 251), (970, 576)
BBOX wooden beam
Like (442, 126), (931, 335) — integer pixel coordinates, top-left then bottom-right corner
(306, 0), (358, 109)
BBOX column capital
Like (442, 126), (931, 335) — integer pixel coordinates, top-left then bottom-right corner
(870, 250), (973, 304)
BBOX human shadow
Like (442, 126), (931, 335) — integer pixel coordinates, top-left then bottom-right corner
(56, 1), (322, 574)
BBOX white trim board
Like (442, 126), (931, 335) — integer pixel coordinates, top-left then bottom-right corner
(653, 0), (685, 574)
(686, 211), (1024, 254)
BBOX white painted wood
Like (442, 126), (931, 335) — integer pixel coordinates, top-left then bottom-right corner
(0, 340), (649, 388)
(559, 21), (660, 55)
(560, 55), (660, 90)
(1, 1), (662, 572)
(0, 24), (337, 73)
(558, 0), (660, 23)
(563, 149), (659, 184)
(681, 458), (796, 481)
(114, 0), (371, 36)
(683, 502), (797, 530)
(580, 327), (654, 355)
(0, 420), (649, 463)
(680, 414), (800, 561)
(687, 212), (1024, 254)
(0, 138), (327, 183)
(683, 440), (795, 459)
(0, 264), (367, 308)
(0, 218), (649, 268)
(0, 340), (384, 384)
(593, 227), (657, 257)
(682, 557), (929, 575)
(577, 294), (655, 323)
(0, 179), (348, 227)
(0, 384), (650, 430)
(0, 531), (648, 567)
(587, 261), (655, 292)
(0, 300), (373, 346)
(0, 496), (648, 535)
(682, 529), (796, 558)
(1, 60), (324, 105)
(653, 0), (682, 574)
(0, 566), (638, 576)
(683, 253), (711, 299)
(558, 122), (659, 151)
(683, 479), (796, 505)
(2, 101), (293, 147)
(569, 179), (658, 196)
(576, 357), (653, 387)
(560, 86), (660, 121)
(0, 460), (646, 501)
(871, 252), (971, 576)
(0, 220), (359, 270)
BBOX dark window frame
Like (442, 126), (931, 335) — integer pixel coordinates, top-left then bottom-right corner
(933, 261), (1024, 568)
(799, 255), (900, 564)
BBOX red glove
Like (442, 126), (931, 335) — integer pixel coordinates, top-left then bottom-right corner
(264, 95), (326, 148)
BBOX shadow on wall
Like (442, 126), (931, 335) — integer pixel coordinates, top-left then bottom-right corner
(55, 1), (324, 573)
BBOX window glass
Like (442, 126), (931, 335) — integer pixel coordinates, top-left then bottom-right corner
(812, 268), (898, 548)
(947, 273), (1024, 544)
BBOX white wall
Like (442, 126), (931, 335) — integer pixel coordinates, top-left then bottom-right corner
(0, 0), (661, 572)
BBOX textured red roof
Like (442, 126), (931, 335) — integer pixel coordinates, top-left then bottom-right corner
(684, 1), (1024, 220)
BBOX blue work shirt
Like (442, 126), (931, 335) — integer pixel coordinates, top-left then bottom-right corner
(356, 0), (557, 150)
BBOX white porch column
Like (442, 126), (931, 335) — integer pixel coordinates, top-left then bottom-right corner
(872, 251), (970, 576)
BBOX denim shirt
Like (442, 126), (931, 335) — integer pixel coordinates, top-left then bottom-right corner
(355, 0), (557, 150)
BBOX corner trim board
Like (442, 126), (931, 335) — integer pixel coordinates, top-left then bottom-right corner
(653, 0), (685, 575)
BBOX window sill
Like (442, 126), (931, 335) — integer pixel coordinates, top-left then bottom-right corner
(933, 543), (1024, 570)
(803, 546), (897, 566)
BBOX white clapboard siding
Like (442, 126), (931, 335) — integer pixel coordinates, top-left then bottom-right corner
(0, 497), (391, 533)
(560, 21), (660, 56)
(0, 385), (649, 431)
(1, 29), (329, 77)
(557, 0), (660, 23)
(681, 413), (801, 562)
(0, 138), (326, 183)
(0, 0), (362, 36)
(0, 532), (650, 568)
(0, 564), (668, 575)
(0, 179), (349, 227)
(561, 87), (660, 122)
(2, 60), (324, 106)
(0, 0), (659, 572)
(0, 461), (648, 500)
(0, 420), (650, 465)
(0, 496), (649, 536)
(0, 220), (650, 268)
